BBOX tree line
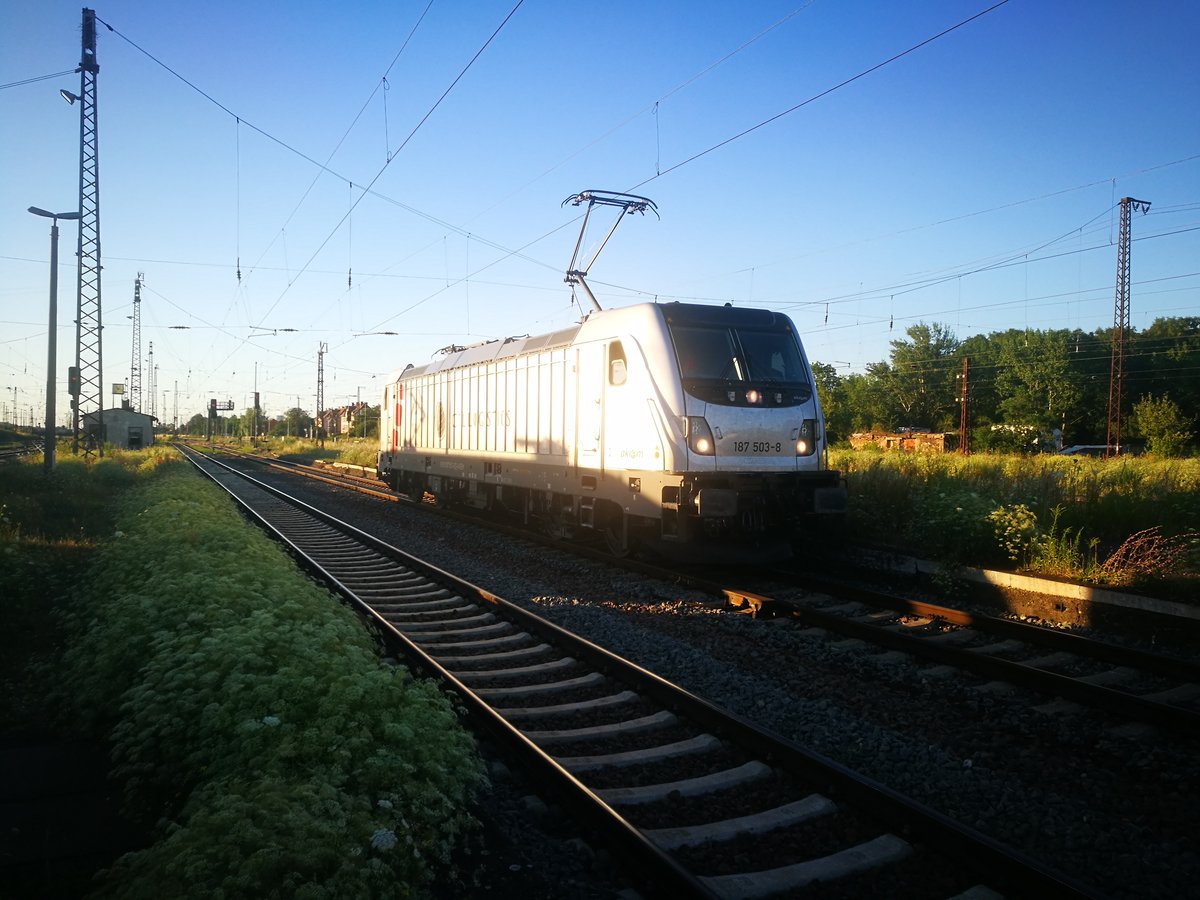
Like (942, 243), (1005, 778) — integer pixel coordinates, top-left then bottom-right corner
(181, 406), (381, 440)
(813, 316), (1198, 455)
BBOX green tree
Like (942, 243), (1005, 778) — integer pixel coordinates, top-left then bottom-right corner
(867, 322), (960, 430)
(239, 407), (259, 439)
(1068, 328), (1112, 443)
(841, 371), (892, 433)
(1130, 317), (1200, 427)
(1131, 394), (1194, 456)
(349, 405), (380, 439)
(992, 329), (1080, 440)
(271, 407), (311, 439)
(811, 362), (849, 444)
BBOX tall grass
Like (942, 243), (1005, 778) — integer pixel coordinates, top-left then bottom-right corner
(256, 435), (377, 468)
(828, 449), (1200, 589)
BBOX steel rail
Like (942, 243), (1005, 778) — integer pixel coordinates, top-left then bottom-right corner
(191, 445), (1199, 736)
(182, 447), (715, 899)
(722, 582), (1200, 737)
(792, 573), (1200, 682)
(178, 445), (1101, 900)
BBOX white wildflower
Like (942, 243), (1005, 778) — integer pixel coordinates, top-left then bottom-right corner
(261, 715), (281, 727)
(371, 828), (397, 851)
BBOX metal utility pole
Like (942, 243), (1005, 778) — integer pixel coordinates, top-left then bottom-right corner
(147, 342), (156, 420)
(957, 356), (970, 455)
(28, 207), (80, 472)
(69, 8), (104, 457)
(129, 273), (143, 411)
(562, 190), (657, 313)
(1105, 197), (1151, 458)
(316, 342), (327, 447)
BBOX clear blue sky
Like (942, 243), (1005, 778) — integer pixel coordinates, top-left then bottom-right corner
(3, 0), (1197, 427)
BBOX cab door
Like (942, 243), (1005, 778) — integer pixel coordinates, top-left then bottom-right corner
(575, 342), (604, 472)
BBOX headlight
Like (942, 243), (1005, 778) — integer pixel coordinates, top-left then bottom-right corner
(686, 416), (715, 456)
(795, 419), (818, 456)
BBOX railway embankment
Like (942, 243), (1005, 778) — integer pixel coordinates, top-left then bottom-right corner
(831, 542), (1200, 638)
(1, 455), (490, 898)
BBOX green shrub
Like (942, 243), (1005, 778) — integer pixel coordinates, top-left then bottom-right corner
(60, 460), (484, 896)
(987, 503), (1039, 565)
(906, 487), (998, 564)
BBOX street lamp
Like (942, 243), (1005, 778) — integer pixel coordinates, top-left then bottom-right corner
(28, 206), (80, 473)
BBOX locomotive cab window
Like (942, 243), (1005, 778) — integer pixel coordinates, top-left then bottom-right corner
(670, 321), (813, 406)
(672, 326), (741, 381)
(609, 341), (627, 386)
(738, 329), (806, 384)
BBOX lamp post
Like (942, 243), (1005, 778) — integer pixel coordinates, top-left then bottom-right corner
(28, 206), (80, 472)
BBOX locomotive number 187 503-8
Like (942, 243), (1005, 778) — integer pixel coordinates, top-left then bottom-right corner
(731, 440), (784, 454)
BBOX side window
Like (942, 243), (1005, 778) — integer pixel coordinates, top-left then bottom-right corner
(609, 341), (627, 386)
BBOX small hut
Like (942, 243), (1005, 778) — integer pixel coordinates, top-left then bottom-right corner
(82, 407), (156, 450)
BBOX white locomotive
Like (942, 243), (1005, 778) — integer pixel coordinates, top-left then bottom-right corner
(377, 300), (846, 560)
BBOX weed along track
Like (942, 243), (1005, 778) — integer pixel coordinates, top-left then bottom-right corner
(178, 445), (1096, 898)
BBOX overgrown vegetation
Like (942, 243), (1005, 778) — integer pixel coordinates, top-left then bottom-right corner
(2, 449), (485, 896)
(814, 315), (1199, 455)
(0, 451), (147, 731)
(193, 434), (379, 470)
(829, 448), (1200, 595)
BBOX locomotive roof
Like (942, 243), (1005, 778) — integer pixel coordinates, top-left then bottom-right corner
(659, 301), (798, 331)
(389, 301), (797, 380)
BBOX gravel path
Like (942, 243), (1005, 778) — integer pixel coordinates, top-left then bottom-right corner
(266, 472), (1200, 899)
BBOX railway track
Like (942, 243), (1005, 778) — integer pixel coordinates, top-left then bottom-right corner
(0, 440), (43, 463)
(719, 575), (1200, 738)
(200, 444), (1200, 737)
(178, 445), (1095, 898)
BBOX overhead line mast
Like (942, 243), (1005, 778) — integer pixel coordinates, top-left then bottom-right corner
(147, 342), (156, 420)
(130, 273), (143, 412)
(316, 342), (327, 447)
(70, 8), (104, 456)
(1105, 197), (1151, 458)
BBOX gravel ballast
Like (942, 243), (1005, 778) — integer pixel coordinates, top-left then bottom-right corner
(261, 471), (1200, 899)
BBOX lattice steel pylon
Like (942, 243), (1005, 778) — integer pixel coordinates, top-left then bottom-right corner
(316, 342), (327, 447)
(147, 342), (156, 420)
(957, 356), (970, 455)
(72, 8), (103, 456)
(129, 273), (142, 412)
(1105, 197), (1151, 459)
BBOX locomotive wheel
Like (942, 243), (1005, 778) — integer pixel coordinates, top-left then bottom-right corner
(603, 523), (629, 557)
(600, 508), (629, 557)
(541, 507), (573, 540)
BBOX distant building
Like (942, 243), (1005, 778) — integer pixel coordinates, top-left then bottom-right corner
(82, 407), (155, 450)
(849, 431), (953, 453)
(318, 401), (371, 437)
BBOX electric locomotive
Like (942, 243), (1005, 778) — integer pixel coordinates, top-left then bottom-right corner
(377, 300), (845, 561)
